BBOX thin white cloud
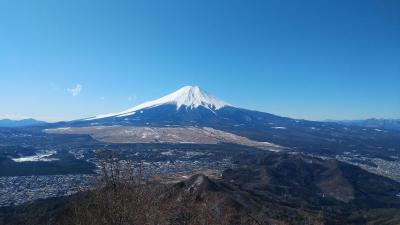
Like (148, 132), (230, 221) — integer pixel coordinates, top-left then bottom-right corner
(67, 84), (82, 96)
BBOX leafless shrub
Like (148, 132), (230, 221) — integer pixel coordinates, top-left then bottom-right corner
(68, 153), (318, 225)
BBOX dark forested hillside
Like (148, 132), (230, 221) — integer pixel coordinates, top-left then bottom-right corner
(2, 152), (400, 225)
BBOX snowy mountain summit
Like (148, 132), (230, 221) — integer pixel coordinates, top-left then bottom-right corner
(87, 86), (230, 120)
(140, 85), (229, 110)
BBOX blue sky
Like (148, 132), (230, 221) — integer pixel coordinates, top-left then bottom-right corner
(0, 0), (399, 121)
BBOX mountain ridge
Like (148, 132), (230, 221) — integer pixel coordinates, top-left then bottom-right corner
(48, 86), (400, 161)
(0, 118), (47, 127)
(327, 118), (400, 131)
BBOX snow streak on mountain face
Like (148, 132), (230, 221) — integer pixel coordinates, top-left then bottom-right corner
(86, 86), (230, 120)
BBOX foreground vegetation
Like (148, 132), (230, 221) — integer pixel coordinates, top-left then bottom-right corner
(2, 152), (400, 225)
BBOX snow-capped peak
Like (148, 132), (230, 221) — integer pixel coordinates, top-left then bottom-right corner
(85, 86), (230, 120)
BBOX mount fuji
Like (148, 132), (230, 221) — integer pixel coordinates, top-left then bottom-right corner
(48, 85), (400, 158)
(64, 85), (295, 134)
(85, 86), (230, 120)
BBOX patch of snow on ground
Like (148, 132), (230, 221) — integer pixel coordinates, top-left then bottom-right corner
(161, 150), (174, 156)
(55, 127), (70, 131)
(12, 150), (58, 162)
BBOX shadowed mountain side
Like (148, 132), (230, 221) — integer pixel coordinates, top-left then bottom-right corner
(2, 152), (400, 225)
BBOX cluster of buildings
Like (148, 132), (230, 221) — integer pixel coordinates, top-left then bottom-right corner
(338, 155), (400, 182)
(0, 152), (233, 207)
(0, 174), (92, 207)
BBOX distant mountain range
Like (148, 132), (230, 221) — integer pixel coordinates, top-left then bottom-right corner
(0, 118), (47, 127)
(327, 119), (400, 131)
(48, 85), (400, 159)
